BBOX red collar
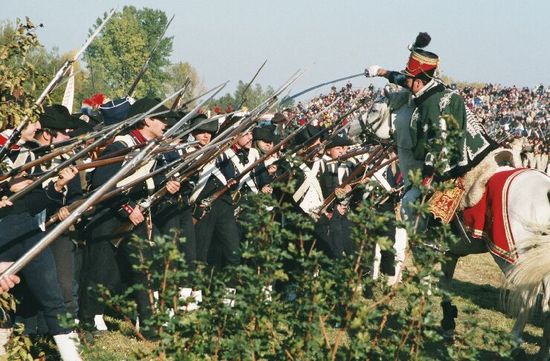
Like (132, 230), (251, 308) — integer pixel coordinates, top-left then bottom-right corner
(129, 129), (148, 144)
(0, 133), (20, 151)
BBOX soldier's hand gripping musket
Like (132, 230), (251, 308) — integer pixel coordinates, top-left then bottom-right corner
(315, 145), (396, 217)
(0, 82), (207, 278)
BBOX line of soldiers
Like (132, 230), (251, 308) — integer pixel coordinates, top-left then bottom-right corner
(0, 93), (399, 359)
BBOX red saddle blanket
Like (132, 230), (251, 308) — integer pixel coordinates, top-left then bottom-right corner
(462, 168), (529, 264)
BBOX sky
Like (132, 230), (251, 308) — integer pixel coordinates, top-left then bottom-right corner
(3, 1), (550, 101)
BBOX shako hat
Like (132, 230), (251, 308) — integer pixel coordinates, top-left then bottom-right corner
(100, 97), (133, 125)
(402, 32), (439, 80)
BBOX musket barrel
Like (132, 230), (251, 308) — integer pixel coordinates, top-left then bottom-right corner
(1, 140), (156, 276)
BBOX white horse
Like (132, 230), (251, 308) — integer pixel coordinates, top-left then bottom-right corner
(349, 84), (550, 360)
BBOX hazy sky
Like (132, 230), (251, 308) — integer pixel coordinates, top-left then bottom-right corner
(3, 1), (549, 100)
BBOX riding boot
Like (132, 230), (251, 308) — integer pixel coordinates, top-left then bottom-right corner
(440, 301), (458, 339)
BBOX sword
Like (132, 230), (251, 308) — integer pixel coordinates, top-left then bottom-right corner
(281, 72), (364, 104)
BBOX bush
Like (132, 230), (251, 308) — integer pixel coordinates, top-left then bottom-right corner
(88, 178), (514, 360)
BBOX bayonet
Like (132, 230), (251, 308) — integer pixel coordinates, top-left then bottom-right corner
(0, 8), (116, 162)
(235, 58), (268, 110)
(126, 14), (175, 98)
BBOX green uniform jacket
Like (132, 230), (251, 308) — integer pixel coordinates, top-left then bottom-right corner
(411, 81), (497, 179)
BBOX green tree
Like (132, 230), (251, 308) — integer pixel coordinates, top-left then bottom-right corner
(84, 6), (173, 99)
(214, 81), (275, 112)
(0, 18), (44, 130)
(164, 61), (203, 109)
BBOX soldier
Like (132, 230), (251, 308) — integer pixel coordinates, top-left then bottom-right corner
(0, 117), (82, 359)
(190, 117), (247, 272)
(290, 124), (325, 218)
(79, 98), (180, 339)
(153, 112), (202, 309)
(34, 105), (89, 317)
(252, 124), (287, 195)
(366, 32), (497, 231)
(314, 135), (358, 259)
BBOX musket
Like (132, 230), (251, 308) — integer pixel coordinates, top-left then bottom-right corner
(101, 83), (230, 246)
(20, 136), (83, 157)
(27, 141), (179, 178)
(104, 72), (302, 242)
(7, 87), (191, 204)
(0, 8), (116, 163)
(170, 78), (191, 111)
(69, 143), (184, 172)
(126, 14), (175, 98)
(2, 137), (159, 277)
(137, 137), (234, 220)
(192, 121), (307, 221)
(335, 146), (373, 162)
(0, 141), (81, 182)
(0, 82), (225, 277)
(235, 59), (268, 110)
(118, 73), (304, 228)
(84, 81), (228, 210)
(44, 141), (199, 227)
(315, 146), (397, 217)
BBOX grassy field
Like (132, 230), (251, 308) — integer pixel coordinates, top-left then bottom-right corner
(450, 253), (543, 357)
(76, 252), (543, 360)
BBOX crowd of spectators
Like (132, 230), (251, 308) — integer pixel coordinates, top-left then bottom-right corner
(282, 82), (549, 175)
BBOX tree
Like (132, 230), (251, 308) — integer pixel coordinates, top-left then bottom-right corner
(214, 81), (275, 112)
(83, 6), (173, 99)
(164, 61), (203, 109)
(0, 18), (46, 130)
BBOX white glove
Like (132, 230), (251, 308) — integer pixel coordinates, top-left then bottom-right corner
(365, 65), (381, 78)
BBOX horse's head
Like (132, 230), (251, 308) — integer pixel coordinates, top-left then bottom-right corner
(362, 96), (393, 140)
(348, 85), (413, 143)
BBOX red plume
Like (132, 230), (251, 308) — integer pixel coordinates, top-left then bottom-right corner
(83, 93), (107, 108)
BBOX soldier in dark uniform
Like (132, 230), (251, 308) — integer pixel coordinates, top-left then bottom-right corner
(79, 98), (180, 339)
(33, 105), (89, 317)
(153, 112), (202, 306)
(314, 135), (357, 259)
(190, 119), (245, 272)
(0, 116), (82, 358)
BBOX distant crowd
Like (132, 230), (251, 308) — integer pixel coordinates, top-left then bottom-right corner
(282, 82), (550, 174)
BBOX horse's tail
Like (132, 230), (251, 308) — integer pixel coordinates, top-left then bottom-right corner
(503, 222), (550, 317)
